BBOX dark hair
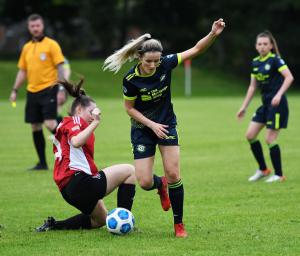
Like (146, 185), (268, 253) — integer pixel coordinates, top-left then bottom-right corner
(27, 14), (44, 23)
(257, 30), (280, 56)
(58, 79), (95, 116)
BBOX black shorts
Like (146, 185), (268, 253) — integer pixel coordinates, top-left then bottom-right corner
(252, 98), (289, 129)
(61, 171), (107, 215)
(25, 86), (58, 123)
(131, 126), (179, 159)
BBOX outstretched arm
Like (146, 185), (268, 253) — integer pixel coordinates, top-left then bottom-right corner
(180, 18), (226, 62)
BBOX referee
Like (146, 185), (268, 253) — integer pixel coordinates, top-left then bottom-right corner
(9, 14), (65, 170)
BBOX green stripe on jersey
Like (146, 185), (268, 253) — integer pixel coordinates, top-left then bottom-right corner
(123, 95), (137, 100)
(278, 65), (288, 72)
(177, 53), (182, 65)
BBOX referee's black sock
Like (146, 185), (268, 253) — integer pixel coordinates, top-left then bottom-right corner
(117, 183), (136, 211)
(32, 130), (47, 166)
(143, 174), (162, 191)
(50, 121), (59, 135)
(54, 214), (91, 230)
(249, 139), (267, 170)
(168, 180), (184, 224)
(56, 115), (63, 124)
(269, 144), (283, 176)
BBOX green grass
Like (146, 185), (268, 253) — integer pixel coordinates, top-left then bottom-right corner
(0, 60), (246, 100)
(1, 96), (300, 255)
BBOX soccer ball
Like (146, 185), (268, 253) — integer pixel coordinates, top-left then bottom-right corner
(106, 207), (135, 235)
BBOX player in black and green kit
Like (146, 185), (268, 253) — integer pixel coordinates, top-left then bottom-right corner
(237, 30), (294, 183)
(104, 19), (226, 237)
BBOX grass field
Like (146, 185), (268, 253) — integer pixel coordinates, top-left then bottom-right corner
(0, 60), (247, 100)
(0, 95), (300, 256)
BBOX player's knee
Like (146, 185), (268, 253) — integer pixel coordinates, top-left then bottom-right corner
(164, 163), (179, 177)
(166, 171), (180, 183)
(44, 120), (57, 131)
(31, 123), (42, 131)
(126, 164), (135, 176)
(124, 164), (136, 183)
(138, 178), (153, 190)
(246, 132), (255, 141)
(265, 137), (274, 145)
(121, 164), (135, 178)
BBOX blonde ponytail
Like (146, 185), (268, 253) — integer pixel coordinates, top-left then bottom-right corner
(103, 33), (151, 73)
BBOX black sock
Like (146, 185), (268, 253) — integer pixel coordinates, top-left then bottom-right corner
(54, 214), (91, 230)
(143, 174), (162, 191)
(56, 115), (63, 124)
(249, 140), (267, 170)
(168, 180), (184, 224)
(50, 128), (57, 135)
(269, 144), (282, 176)
(50, 121), (59, 135)
(33, 130), (47, 166)
(117, 183), (136, 211)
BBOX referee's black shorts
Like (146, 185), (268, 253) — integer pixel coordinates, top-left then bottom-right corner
(61, 171), (107, 215)
(25, 85), (58, 123)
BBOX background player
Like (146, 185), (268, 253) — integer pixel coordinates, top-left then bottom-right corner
(237, 30), (294, 183)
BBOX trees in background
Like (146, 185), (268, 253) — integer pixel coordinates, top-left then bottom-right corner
(0, 0), (299, 84)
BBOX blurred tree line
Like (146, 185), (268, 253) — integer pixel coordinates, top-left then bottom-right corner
(0, 0), (299, 85)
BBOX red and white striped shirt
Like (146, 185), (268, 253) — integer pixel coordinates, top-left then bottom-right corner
(53, 116), (98, 191)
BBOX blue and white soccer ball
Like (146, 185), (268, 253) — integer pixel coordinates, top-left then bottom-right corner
(106, 207), (135, 235)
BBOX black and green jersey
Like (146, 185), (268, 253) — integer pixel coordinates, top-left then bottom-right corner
(251, 52), (288, 104)
(123, 53), (182, 128)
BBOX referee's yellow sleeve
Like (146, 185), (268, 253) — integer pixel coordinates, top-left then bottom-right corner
(51, 41), (65, 66)
(17, 45), (28, 70)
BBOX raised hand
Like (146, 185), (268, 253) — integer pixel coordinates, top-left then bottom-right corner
(211, 18), (226, 36)
(91, 107), (101, 122)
